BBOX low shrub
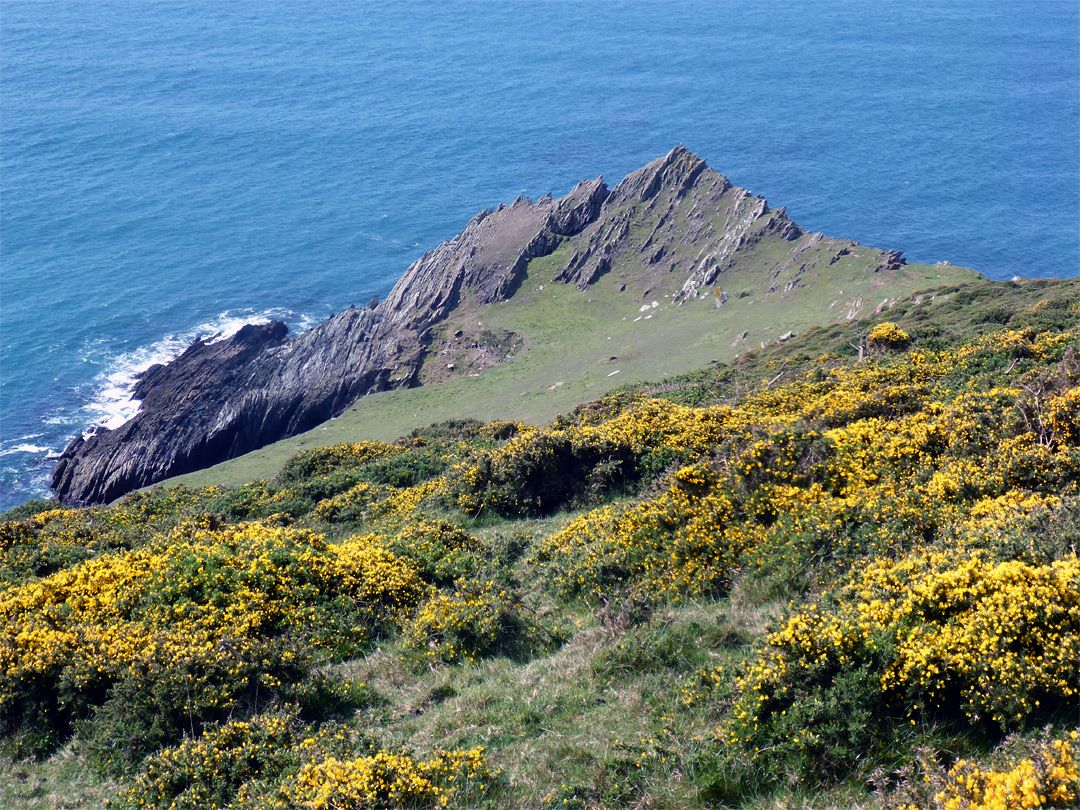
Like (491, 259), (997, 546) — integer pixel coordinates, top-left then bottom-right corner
(444, 399), (730, 517)
(275, 746), (493, 809)
(313, 480), (439, 525)
(868, 321), (912, 352)
(728, 552), (1080, 785)
(0, 521), (424, 765)
(277, 442), (403, 484)
(880, 728), (1079, 810)
(403, 578), (531, 665)
(532, 465), (743, 600)
(359, 447), (453, 488)
(113, 708), (365, 810)
(386, 520), (484, 587)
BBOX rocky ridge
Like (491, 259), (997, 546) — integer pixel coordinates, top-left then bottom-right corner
(52, 147), (910, 505)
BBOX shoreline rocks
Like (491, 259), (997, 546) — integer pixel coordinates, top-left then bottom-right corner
(52, 146), (907, 505)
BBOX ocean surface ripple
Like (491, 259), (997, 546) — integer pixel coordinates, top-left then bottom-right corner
(2, 0), (1077, 510)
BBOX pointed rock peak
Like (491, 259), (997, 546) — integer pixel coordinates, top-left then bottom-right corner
(610, 145), (721, 204)
(665, 143), (693, 161)
(653, 144), (706, 175)
(570, 175), (605, 192)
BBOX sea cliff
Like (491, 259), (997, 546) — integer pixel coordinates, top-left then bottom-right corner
(53, 147), (938, 505)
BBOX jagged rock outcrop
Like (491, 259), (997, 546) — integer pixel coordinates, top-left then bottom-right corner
(379, 177), (608, 332)
(52, 146), (909, 505)
(51, 308), (424, 506)
(52, 173), (611, 505)
(549, 146), (899, 303)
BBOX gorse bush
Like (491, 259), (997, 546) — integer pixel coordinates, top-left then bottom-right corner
(0, 507), (99, 583)
(532, 464), (743, 600)
(531, 328), (1080, 607)
(275, 746), (494, 809)
(277, 442), (404, 484)
(112, 707), (490, 810)
(2, 296), (1079, 807)
(111, 709), (314, 810)
(313, 480), (440, 526)
(880, 728), (1080, 810)
(0, 489), (233, 581)
(444, 398), (730, 517)
(728, 551), (1080, 784)
(0, 521), (423, 766)
(359, 446), (455, 488)
(385, 520), (484, 587)
(930, 736), (1078, 810)
(868, 321), (912, 352)
(404, 578), (533, 665)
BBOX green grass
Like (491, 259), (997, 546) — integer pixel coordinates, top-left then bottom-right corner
(162, 249), (979, 492)
(328, 588), (797, 809)
(0, 745), (118, 810)
(8, 278), (1080, 809)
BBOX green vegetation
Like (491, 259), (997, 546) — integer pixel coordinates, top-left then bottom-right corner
(162, 241), (979, 492)
(3, 277), (1080, 809)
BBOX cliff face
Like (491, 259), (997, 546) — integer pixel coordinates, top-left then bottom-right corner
(51, 170), (609, 504)
(52, 146), (906, 505)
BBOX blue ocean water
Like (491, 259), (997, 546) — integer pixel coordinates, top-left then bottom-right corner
(2, 0), (1078, 511)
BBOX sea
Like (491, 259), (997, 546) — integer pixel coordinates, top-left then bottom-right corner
(2, 0), (1078, 511)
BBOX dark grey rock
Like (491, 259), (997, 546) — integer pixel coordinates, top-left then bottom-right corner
(51, 172), (611, 505)
(52, 146), (909, 506)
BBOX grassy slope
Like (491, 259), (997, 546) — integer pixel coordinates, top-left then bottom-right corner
(5, 277), (1078, 810)
(164, 249), (978, 492)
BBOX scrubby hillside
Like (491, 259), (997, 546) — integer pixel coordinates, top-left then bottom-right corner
(52, 147), (979, 507)
(4, 278), (1079, 809)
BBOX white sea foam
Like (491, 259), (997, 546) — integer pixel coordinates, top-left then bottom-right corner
(79, 308), (320, 435)
(0, 443), (53, 457)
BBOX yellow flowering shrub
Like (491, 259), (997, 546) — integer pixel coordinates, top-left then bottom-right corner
(445, 398), (731, 516)
(0, 489), (227, 583)
(0, 507), (99, 583)
(385, 520), (483, 587)
(117, 709), (488, 810)
(276, 747), (492, 809)
(529, 328), (1080, 607)
(114, 710), (309, 810)
(884, 729), (1079, 810)
(868, 321), (912, 351)
(953, 492), (1067, 563)
(532, 464), (743, 599)
(729, 552), (1080, 781)
(0, 521), (424, 761)
(278, 441), (404, 483)
(1043, 387), (1080, 447)
(934, 736), (1078, 810)
(403, 578), (526, 665)
(331, 535), (432, 626)
(314, 480), (440, 525)
(874, 555), (1080, 723)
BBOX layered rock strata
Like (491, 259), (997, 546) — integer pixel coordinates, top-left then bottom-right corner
(52, 146), (906, 504)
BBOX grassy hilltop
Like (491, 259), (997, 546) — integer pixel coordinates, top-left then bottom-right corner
(3, 276), (1080, 809)
(163, 249), (976, 493)
(58, 147), (983, 508)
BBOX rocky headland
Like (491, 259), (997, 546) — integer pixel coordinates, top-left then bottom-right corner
(52, 146), (922, 505)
